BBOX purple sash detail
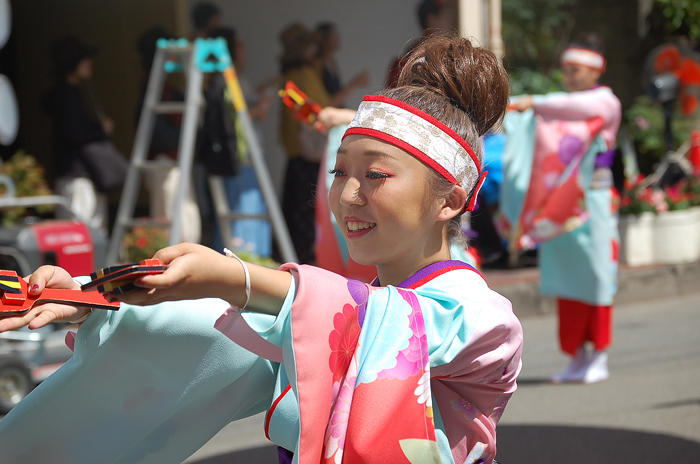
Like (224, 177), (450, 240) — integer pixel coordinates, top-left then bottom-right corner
(594, 148), (615, 169)
(277, 446), (294, 464)
(374, 260), (478, 288)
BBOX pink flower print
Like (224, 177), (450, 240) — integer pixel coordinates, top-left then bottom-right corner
(328, 304), (361, 383)
(489, 394), (509, 422)
(451, 397), (480, 422)
(324, 375), (356, 462)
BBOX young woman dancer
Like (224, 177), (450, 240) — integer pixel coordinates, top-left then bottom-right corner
(513, 33), (621, 384)
(0, 35), (522, 464)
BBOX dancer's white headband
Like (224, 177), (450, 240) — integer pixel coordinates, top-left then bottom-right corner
(561, 47), (606, 72)
(343, 95), (486, 212)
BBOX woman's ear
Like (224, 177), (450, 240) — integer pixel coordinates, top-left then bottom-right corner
(437, 186), (467, 222)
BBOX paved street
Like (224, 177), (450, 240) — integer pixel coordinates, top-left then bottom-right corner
(184, 291), (700, 464)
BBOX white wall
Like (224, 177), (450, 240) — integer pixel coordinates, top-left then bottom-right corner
(192, 0), (424, 192)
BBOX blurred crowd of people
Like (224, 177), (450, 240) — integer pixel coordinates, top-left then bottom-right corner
(41, 0), (456, 267)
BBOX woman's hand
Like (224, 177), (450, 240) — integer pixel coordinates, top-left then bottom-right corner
(116, 243), (248, 308)
(0, 266), (86, 333)
(511, 96), (534, 112)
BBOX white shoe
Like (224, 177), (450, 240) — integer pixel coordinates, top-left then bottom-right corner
(551, 347), (588, 383)
(582, 350), (609, 384)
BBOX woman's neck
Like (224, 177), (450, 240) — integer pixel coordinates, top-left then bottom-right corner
(375, 242), (452, 287)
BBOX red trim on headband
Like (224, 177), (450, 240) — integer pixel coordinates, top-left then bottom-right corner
(344, 126), (457, 184)
(355, 95), (482, 173)
(465, 170), (488, 212)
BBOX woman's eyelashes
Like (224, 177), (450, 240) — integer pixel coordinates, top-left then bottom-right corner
(367, 171), (391, 180)
(328, 168), (391, 180)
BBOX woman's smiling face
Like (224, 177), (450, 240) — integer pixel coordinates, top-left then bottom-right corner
(329, 134), (443, 269)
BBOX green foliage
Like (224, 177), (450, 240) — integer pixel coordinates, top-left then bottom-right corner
(502, 0), (574, 96)
(121, 226), (170, 263)
(0, 151), (55, 226)
(232, 250), (280, 269)
(656, 0), (700, 40)
(502, 0), (577, 72)
(623, 95), (694, 173)
(509, 68), (564, 97)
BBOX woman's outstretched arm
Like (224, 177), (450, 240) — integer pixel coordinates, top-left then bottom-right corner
(118, 243), (292, 315)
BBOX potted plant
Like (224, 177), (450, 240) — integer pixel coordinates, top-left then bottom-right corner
(0, 151), (55, 226)
(120, 225), (169, 264)
(619, 177), (666, 267)
(652, 177), (700, 264)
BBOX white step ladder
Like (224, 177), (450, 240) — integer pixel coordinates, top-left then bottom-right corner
(106, 38), (297, 264)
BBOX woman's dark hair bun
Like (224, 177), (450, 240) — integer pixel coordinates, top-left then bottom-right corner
(397, 35), (510, 137)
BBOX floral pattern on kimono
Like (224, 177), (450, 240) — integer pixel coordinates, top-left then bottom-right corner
(217, 260), (523, 464)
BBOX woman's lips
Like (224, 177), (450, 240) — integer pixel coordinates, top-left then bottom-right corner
(344, 217), (376, 239)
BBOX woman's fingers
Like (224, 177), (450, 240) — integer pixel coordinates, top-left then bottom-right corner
(27, 309), (61, 330)
(0, 312), (35, 333)
(25, 266), (79, 292)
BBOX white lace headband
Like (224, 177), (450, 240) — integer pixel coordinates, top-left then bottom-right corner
(343, 95), (486, 212)
(561, 47), (606, 72)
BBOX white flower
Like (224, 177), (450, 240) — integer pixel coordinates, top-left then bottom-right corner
(464, 442), (487, 464)
(414, 367), (432, 406)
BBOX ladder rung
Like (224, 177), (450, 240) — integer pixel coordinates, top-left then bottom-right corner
(152, 102), (186, 114)
(134, 160), (178, 170)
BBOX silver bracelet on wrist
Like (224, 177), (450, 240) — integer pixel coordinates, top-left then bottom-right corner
(224, 248), (250, 311)
(68, 308), (93, 324)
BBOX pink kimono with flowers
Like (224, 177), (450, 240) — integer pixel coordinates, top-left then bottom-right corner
(216, 260), (523, 463)
(500, 86), (621, 248)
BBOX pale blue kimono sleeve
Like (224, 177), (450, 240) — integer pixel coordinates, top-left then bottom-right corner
(0, 281), (279, 464)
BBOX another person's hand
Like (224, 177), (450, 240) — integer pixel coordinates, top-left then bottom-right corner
(317, 107), (357, 129)
(350, 69), (370, 88)
(100, 116), (115, 136)
(511, 96), (534, 112)
(249, 92), (275, 121)
(0, 266), (87, 333)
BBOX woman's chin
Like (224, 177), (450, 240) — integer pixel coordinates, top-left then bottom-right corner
(347, 249), (378, 267)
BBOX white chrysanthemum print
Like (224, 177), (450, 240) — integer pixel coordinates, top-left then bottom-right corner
(464, 442), (486, 464)
(413, 367), (432, 406)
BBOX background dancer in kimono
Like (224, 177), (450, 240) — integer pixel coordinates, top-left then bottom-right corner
(512, 33), (621, 384)
(0, 35), (522, 464)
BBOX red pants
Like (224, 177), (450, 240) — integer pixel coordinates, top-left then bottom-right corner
(557, 298), (612, 356)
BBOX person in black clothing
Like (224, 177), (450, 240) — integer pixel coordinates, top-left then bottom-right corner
(42, 35), (113, 230)
(314, 22), (368, 108)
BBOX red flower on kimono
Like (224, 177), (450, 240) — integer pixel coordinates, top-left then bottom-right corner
(328, 304), (361, 382)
